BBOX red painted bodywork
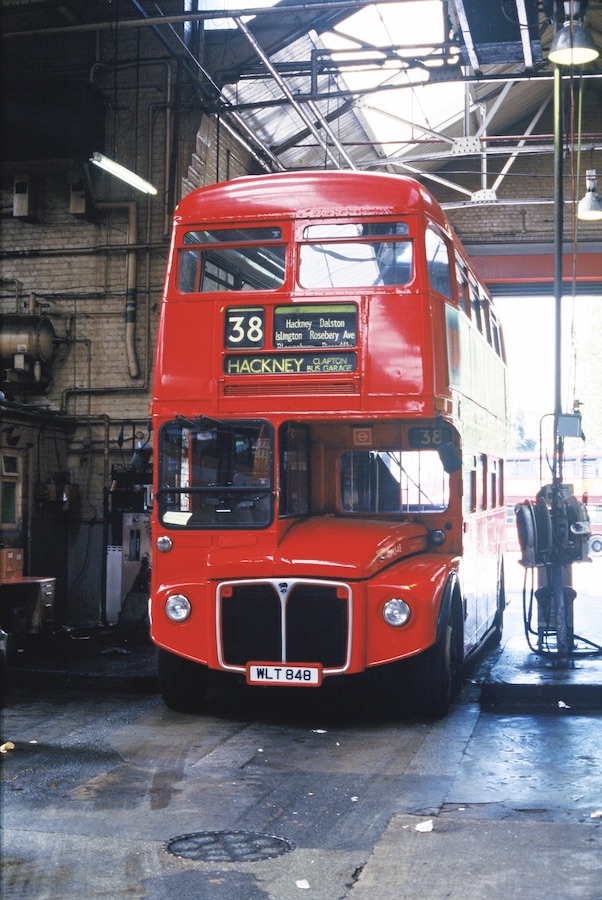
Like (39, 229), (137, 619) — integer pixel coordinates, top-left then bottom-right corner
(150, 171), (507, 682)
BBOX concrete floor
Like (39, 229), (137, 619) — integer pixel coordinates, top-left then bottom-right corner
(351, 554), (602, 898)
(2, 553), (601, 899)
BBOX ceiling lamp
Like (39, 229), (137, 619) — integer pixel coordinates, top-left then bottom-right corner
(578, 169), (602, 221)
(548, 1), (600, 65)
(90, 152), (157, 195)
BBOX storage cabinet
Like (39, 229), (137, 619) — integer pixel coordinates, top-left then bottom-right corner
(0, 577), (56, 635)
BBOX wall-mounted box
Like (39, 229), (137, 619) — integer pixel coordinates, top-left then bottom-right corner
(0, 548), (24, 579)
(13, 175), (36, 220)
(69, 180), (87, 217)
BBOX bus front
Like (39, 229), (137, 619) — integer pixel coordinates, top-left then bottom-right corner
(151, 172), (506, 718)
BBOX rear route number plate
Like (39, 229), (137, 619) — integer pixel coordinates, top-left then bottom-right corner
(247, 663), (322, 687)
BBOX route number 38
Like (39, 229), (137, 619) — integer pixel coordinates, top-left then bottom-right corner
(226, 308), (265, 348)
(408, 426), (452, 448)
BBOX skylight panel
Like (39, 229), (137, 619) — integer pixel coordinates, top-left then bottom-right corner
(194, 0), (279, 30)
(322, 1), (465, 155)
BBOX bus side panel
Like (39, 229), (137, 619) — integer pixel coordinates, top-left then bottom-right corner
(431, 294), (454, 405)
(460, 507), (505, 654)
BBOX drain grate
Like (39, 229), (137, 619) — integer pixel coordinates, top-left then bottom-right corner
(166, 830), (295, 863)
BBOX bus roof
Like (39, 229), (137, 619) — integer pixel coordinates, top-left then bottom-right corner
(174, 171), (450, 230)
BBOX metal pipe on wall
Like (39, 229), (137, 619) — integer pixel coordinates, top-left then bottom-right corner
(96, 202), (140, 379)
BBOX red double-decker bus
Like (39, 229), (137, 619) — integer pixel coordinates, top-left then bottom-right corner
(150, 171), (508, 717)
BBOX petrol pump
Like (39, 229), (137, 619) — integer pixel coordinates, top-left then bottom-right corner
(515, 412), (601, 662)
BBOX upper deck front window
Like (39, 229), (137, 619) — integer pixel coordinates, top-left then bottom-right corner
(299, 221), (412, 289)
(178, 226), (286, 293)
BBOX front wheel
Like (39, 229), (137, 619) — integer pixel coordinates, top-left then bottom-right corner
(411, 599), (463, 718)
(157, 647), (209, 713)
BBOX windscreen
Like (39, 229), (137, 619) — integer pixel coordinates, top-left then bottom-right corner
(158, 419), (272, 528)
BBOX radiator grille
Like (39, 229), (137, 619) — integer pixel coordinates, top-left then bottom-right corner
(219, 579), (350, 670)
(220, 583), (281, 666)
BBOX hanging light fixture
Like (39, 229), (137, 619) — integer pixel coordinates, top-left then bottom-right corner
(578, 169), (602, 220)
(90, 152), (158, 195)
(548, 1), (600, 65)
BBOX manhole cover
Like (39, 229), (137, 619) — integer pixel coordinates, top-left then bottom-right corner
(166, 830), (295, 863)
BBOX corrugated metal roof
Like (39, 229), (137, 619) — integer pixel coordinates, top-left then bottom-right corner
(220, 31), (385, 170)
(3, 0), (601, 199)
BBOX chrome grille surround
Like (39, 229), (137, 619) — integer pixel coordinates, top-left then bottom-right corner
(216, 578), (352, 674)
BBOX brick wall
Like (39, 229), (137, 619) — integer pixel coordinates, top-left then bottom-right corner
(1, 26), (262, 623)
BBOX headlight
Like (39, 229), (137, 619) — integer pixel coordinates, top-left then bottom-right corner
(165, 593), (191, 622)
(156, 535), (173, 552)
(430, 529), (446, 546)
(382, 597), (411, 627)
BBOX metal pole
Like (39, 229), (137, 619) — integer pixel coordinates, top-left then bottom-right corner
(551, 65), (571, 660)
(553, 65), (563, 474)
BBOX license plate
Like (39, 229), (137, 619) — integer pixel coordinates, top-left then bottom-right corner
(246, 663), (322, 687)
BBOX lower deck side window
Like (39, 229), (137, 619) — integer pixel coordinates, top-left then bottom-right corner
(340, 449), (449, 513)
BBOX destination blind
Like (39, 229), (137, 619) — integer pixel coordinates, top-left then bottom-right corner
(224, 303), (357, 351)
(224, 353), (357, 376)
(273, 304), (357, 348)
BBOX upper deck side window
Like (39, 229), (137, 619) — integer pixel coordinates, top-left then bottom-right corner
(466, 274), (506, 360)
(425, 226), (452, 298)
(490, 309), (505, 360)
(479, 287), (493, 344)
(455, 254), (471, 317)
(298, 221), (413, 289)
(469, 278), (483, 332)
(178, 226), (286, 293)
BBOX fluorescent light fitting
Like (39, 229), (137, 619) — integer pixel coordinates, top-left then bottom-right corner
(90, 152), (157, 195)
(548, 21), (599, 65)
(577, 169), (602, 221)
